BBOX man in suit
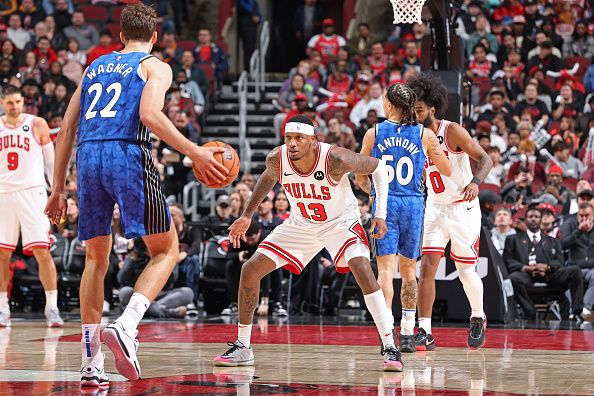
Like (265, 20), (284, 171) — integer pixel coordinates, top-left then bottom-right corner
(503, 206), (584, 319)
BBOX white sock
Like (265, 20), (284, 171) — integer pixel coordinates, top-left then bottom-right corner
(116, 292), (150, 330)
(364, 289), (395, 349)
(400, 308), (416, 336)
(582, 307), (591, 316)
(81, 324), (101, 365)
(419, 317), (432, 334)
(455, 263), (485, 319)
(238, 323), (253, 348)
(0, 292), (9, 312)
(45, 290), (58, 314)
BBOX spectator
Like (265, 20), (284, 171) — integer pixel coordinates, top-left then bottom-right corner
(526, 40), (562, 76)
(234, 181), (252, 201)
(479, 189), (499, 229)
(57, 48), (82, 84)
(237, 0), (261, 70)
(477, 90), (513, 130)
(62, 11), (98, 52)
(306, 18), (346, 66)
(355, 109), (378, 150)
(62, 196), (78, 240)
(278, 93), (308, 138)
(500, 167), (534, 204)
(476, 132), (491, 152)
(0, 0), (16, 17)
(194, 28), (228, 81)
(160, 31), (183, 68)
(293, 0), (323, 52)
(204, 194), (235, 239)
(18, 51), (42, 84)
(44, 15), (63, 49)
(560, 202), (594, 321)
(503, 206), (584, 320)
(326, 58), (352, 96)
(308, 49), (327, 86)
(273, 190), (290, 221)
(86, 30), (119, 66)
(229, 191), (246, 219)
(43, 81), (68, 119)
(324, 117), (356, 151)
(176, 50), (210, 99)
(345, 71), (371, 108)
(484, 146), (506, 185)
(66, 37), (86, 66)
(402, 40), (420, 73)
(240, 172), (257, 191)
(46, 60), (74, 92)
(550, 141), (585, 179)
(50, 0), (72, 31)
(491, 208), (516, 255)
(0, 39), (19, 70)
(385, 52), (405, 86)
(278, 74), (313, 110)
(467, 43), (498, 79)
(175, 70), (205, 116)
(538, 203), (559, 238)
(7, 14), (30, 50)
(21, 79), (42, 115)
(367, 41), (388, 82)
(349, 81), (384, 125)
(172, 109), (200, 143)
(169, 203), (202, 305)
(564, 21), (594, 58)
(552, 84), (582, 121)
(466, 14), (499, 57)
(347, 22), (375, 57)
(18, 0), (46, 30)
(32, 36), (57, 73)
(159, 137), (191, 199)
(513, 83), (549, 126)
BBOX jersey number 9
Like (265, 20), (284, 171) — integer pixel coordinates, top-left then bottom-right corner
(382, 155), (413, 186)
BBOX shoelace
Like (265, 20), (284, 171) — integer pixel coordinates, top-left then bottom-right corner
(383, 347), (401, 361)
(414, 329), (427, 343)
(470, 319), (483, 338)
(222, 341), (243, 356)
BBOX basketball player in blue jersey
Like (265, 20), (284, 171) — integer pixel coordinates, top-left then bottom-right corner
(44, 4), (228, 387)
(357, 84), (451, 352)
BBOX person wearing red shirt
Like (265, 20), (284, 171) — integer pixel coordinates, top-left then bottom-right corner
(87, 30), (121, 66)
(306, 18), (346, 66)
(367, 41), (388, 83)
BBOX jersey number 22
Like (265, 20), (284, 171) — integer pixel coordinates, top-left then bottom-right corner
(85, 82), (122, 120)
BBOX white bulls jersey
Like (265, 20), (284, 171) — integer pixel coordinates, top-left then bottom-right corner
(424, 120), (474, 205)
(0, 114), (46, 193)
(278, 142), (359, 225)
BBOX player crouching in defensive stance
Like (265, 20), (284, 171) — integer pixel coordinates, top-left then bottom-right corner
(213, 115), (403, 371)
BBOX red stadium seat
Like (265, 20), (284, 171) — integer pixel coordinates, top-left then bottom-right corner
(479, 183), (500, 194)
(563, 56), (590, 79)
(383, 43), (398, 54)
(111, 6), (124, 23)
(79, 5), (108, 23)
(178, 40), (196, 52)
(105, 23), (121, 42)
(562, 177), (578, 192)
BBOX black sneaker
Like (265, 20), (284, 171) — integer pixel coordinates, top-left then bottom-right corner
(414, 328), (435, 351)
(272, 302), (287, 317)
(467, 317), (486, 349)
(382, 347), (404, 372)
(399, 333), (417, 353)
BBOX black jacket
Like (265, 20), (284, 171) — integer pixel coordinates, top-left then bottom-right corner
(503, 231), (564, 274)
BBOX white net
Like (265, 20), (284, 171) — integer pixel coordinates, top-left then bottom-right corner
(390, 0), (426, 24)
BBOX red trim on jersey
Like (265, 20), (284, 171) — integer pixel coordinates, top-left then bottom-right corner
(333, 237), (358, 271)
(325, 145), (340, 186)
(288, 142), (321, 177)
(23, 242), (51, 250)
(259, 242), (304, 274)
(1, 115), (28, 130)
(450, 252), (478, 264)
(28, 114), (43, 147)
(0, 243), (16, 251)
(422, 246), (445, 256)
(471, 233), (480, 258)
(278, 147), (283, 184)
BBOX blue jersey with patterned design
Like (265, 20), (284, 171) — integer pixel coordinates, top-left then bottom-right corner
(78, 51), (152, 145)
(371, 120), (426, 197)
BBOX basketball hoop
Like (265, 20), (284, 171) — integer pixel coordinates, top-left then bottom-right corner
(390, 0), (426, 24)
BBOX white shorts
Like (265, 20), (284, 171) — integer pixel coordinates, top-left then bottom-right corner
(257, 214), (370, 274)
(422, 199), (481, 264)
(0, 186), (51, 252)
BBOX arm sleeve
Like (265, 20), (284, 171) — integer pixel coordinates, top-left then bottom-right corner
(371, 160), (388, 219)
(42, 142), (55, 188)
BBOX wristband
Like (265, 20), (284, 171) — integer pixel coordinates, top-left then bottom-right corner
(471, 176), (481, 185)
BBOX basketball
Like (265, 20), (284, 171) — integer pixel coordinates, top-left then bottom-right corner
(194, 141), (240, 189)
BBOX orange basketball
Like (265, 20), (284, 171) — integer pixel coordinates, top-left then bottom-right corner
(195, 141), (240, 189)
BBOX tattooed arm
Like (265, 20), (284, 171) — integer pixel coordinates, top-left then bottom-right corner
(228, 147), (280, 247)
(422, 128), (452, 177)
(354, 128), (376, 194)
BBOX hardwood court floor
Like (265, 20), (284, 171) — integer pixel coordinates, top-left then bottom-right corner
(0, 317), (593, 395)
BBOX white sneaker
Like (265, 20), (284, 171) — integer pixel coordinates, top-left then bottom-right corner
(213, 341), (255, 367)
(102, 321), (141, 380)
(102, 301), (110, 315)
(45, 307), (64, 328)
(80, 353), (109, 387)
(0, 311), (10, 327)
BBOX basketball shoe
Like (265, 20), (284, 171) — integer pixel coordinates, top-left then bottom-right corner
(213, 341), (255, 367)
(399, 334), (416, 353)
(80, 353), (109, 387)
(414, 328), (435, 351)
(46, 307), (64, 327)
(382, 346), (403, 372)
(0, 311), (10, 327)
(221, 303), (238, 316)
(467, 317), (486, 348)
(102, 321), (141, 380)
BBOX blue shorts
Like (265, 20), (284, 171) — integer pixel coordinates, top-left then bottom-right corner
(76, 140), (170, 241)
(373, 195), (424, 259)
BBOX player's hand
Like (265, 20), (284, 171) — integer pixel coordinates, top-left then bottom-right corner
(190, 146), (229, 184)
(44, 192), (67, 225)
(462, 182), (479, 202)
(228, 216), (251, 248)
(370, 217), (387, 239)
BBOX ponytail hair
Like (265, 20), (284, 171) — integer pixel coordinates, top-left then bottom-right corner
(386, 83), (417, 125)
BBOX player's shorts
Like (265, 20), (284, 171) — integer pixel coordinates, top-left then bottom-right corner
(0, 186), (50, 252)
(257, 213), (370, 274)
(77, 140), (170, 241)
(374, 195), (424, 259)
(422, 198), (481, 264)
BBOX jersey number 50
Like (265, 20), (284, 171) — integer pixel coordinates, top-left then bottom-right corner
(382, 155), (413, 186)
(85, 82), (122, 120)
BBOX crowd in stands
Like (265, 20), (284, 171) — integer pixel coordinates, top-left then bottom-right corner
(4, 0), (594, 322)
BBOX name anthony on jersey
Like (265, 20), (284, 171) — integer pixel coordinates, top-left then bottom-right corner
(375, 136), (421, 156)
(86, 62), (135, 80)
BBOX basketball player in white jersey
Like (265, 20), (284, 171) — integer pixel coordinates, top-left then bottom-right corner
(0, 85), (63, 328)
(213, 115), (404, 371)
(408, 74), (492, 349)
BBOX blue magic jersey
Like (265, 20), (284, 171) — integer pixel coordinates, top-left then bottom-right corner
(371, 120), (426, 197)
(78, 51), (152, 145)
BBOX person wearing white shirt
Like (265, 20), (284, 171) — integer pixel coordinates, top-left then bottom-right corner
(349, 82), (385, 125)
(7, 14), (31, 50)
(490, 208), (516, 255)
